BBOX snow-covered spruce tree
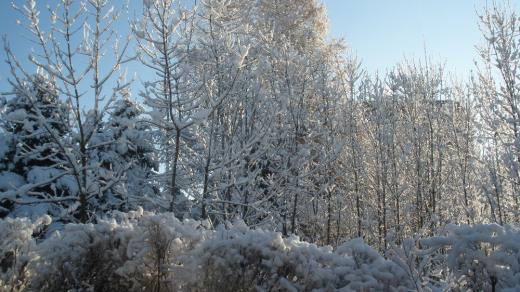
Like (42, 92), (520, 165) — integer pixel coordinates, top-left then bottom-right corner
(0, 74), (74, 220)
(3, 0), (134, 222)
(90, 95), (159, 212)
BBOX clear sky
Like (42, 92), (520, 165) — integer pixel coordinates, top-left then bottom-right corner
(0, 0), (514, 92)
(322, 0), (492, 77)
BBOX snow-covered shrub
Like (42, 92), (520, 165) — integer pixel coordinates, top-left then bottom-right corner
(388, 238), (453, 291)
(421, 224), (520, 291)
(29, 209), (205, 292)
(0, 215), (50, 291)
(335, 238), (414, 291)
(182, 223), (413, 291)
(14, 214), (520, 291)
(31, 216), (136, 291)
(115, 211), (204, 291)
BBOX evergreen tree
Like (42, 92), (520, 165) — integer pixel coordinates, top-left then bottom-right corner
(0, 74), (74, 220)
(91, 95), (159, 212)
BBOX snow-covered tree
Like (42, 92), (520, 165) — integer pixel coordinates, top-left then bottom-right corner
(3, 0), (134, 222)
(90, 96), (159, 212)
(475, 3), (520, 224)
(134, 0), (208, 216)
(0, 74), (74, 220)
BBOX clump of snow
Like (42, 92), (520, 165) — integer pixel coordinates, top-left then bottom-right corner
(5, 109), (27, 122)
(56, 175), (79, 196)
(26, 167), (61, 185)
(0, 171), (25, 191)
(0, 134), (11, 161)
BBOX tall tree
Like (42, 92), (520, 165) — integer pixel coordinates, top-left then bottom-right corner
(3, 0), (134, 222)
(475, 3), (520, 223)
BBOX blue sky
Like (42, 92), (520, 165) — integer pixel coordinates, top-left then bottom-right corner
(0, 0), (509, 93)
(322, 0), (490, 77)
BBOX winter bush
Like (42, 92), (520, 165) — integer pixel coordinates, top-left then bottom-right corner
(0, 210), (205, 291)
(175, 222), (413, 291)
(421, 224), (520, 291)
(3, 212), (520, 291)
(0, 215), (49, 291)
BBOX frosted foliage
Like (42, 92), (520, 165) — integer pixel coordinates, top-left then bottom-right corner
(0, 213), (412, 291)
(1, 211), (204, 291)
(421, 224), (520, 291)
(184, 226), (413, 291)
(0, 216), (50, 291)
(3, 212), (520, 291)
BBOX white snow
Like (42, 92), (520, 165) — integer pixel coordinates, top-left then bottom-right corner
(0, 172), (25, 191)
